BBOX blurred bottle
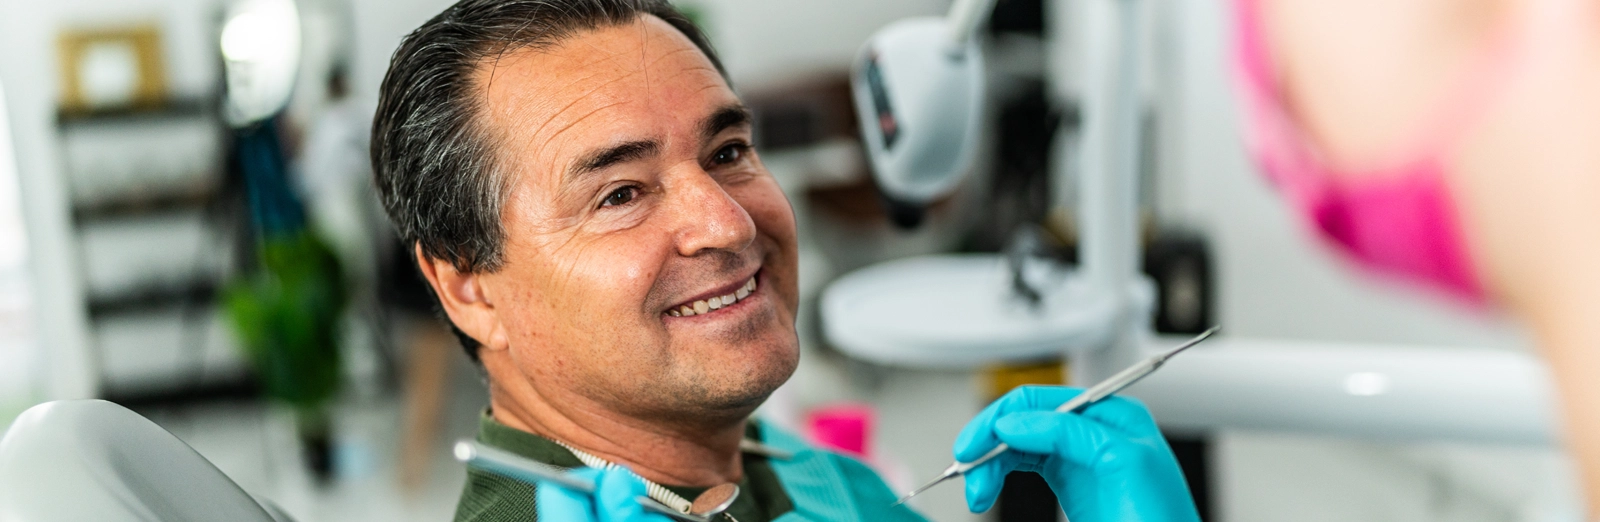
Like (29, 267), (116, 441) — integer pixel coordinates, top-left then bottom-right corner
(804, 403), (914, 496)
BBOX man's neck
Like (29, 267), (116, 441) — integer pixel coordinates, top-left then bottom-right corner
(487, 379), (749, 487)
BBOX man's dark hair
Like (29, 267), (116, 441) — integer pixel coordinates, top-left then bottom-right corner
(371, 0), (726, 359)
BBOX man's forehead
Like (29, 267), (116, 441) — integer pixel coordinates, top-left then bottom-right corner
(472, 17), (733, 166)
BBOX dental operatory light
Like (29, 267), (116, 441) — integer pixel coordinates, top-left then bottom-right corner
(220, 0), (301, 126)
(850, 0), (996, 228)
(1343, 371), (1391, 397)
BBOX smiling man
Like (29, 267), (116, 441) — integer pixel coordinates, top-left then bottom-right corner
(371, 1), (926, 520)
(373, 1), (1204, 522)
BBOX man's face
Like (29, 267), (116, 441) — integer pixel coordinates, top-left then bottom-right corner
(469, 16), (800, 420)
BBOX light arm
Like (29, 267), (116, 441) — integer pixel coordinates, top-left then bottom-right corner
(944, 0), (999, 54)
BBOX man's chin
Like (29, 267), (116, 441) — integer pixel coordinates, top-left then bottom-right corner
(651, 337), (799, 419)
(703, 353), (797, 411)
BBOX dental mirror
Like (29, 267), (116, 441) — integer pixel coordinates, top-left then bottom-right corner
(688, 483), (740, 518)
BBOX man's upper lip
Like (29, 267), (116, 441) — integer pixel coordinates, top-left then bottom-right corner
(668, 268), (759, 310)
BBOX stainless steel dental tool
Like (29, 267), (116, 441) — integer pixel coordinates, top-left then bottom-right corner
(893, 326), (1219, 506)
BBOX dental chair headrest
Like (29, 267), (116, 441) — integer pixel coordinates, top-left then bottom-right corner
(0, 400), (284, 522)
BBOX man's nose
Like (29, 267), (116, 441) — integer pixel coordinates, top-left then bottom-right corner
(669, 167), (757, 257)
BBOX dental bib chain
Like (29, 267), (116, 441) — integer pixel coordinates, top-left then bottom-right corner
(554, 441), (740, 522)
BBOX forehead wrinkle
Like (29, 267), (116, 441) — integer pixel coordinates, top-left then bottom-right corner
(653, 70), (727, 103)
(521, 71), (637, 148)
(474, 46), (637, 138)
(495, 96), (632, 212)
(680, 75), (731, 102)
(537, 98), (632, 159)
(691, 83), (730, 100)
(484, 19), (736, 231)
(645, 46), (715, 75)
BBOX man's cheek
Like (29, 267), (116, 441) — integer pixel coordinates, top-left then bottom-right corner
(568, 246), (664, 318)
(737, 189), (795, 237)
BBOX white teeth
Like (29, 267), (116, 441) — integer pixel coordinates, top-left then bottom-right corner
(667, 276), (761, 318)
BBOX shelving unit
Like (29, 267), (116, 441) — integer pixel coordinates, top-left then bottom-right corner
(56, 100), (256, 403)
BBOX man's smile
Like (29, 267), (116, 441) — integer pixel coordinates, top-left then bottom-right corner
(664, 269), (762, 319)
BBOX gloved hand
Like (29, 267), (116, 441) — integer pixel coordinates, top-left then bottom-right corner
(953, 385), (1201, 522)
(535, 467), (674, 522)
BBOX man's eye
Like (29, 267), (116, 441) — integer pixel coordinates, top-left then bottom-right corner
(711, 143), (748, 166)
(601, 186), (638, 208)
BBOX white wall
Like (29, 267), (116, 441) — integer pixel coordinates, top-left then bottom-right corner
(345, 0), (450, 107)
(687, 0), (949, 87)
(340, 0), (951, 104)
(0, 77), (38, 421)
(1, 0), (96, 401)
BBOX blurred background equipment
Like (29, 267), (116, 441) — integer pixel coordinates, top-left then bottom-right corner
(850, 0), (992, 228)
(821, 0), (1564, 520)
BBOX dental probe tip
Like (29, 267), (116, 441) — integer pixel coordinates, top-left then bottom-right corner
(1159, 326), (1219, 360)
(893, 471), (954, 506)
(891, 488), (921, 507)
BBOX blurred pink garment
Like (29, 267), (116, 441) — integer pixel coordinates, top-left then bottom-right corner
(1229, 0), (1522, 304)
(805, 403), (875, 459)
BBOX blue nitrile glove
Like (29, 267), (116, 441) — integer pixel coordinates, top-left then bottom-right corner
(953, 385), (1201, 522)
(535, 467), (674, 522)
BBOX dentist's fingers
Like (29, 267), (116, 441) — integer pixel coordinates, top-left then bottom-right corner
(993, 411), (1141, 473)
(594, 468), (672, 522)
(1074, 396), (1162, 437)
(536, 468), (603, 520)
(532, 467), (673, 522)
(963, 451), (1027, 513)
(954, 386), (1087, 462)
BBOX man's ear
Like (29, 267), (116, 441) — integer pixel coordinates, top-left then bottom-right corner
(414, 244), (509, 352)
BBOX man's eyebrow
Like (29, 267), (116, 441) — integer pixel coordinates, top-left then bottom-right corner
(568, 140), (661, 180)
(700, 104), (753, 143)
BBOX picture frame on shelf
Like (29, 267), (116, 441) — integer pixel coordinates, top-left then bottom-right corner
(57, 25), (168, 114)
